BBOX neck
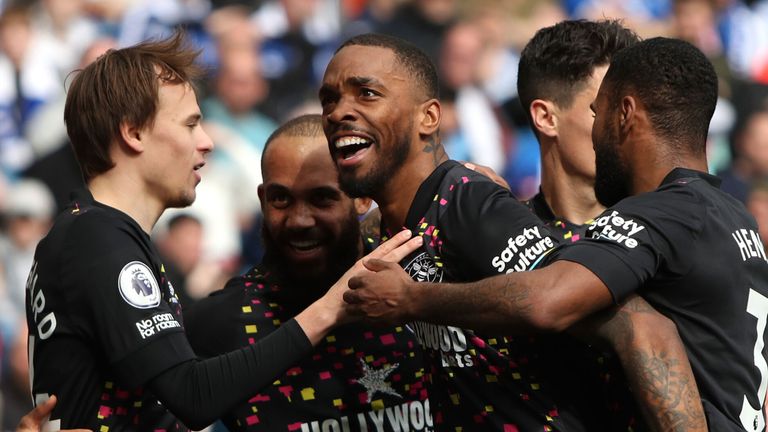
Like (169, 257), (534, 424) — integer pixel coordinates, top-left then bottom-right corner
(378, 143), (448, 236)
(88, 170), (164, 234)
(539, 153), (604, 225)
(631, 138), (709, 195)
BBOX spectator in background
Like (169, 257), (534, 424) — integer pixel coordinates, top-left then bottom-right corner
(155, 214), (205, 308)
(438, 22), (505, 173)
(671, 0), (736, 173)
(0, 179), (55, 431)
(0, 5), (62, 176)
(378, 0), (457, 64)
(29, 0), (100, 81)
(254, 0), (339, 121)
(22, 37), (115, 213)
(747, 178), (768, 248)
(719, 104), (768, 202)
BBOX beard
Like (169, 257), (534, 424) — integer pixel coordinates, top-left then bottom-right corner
(338, 124), (412, 198)
(594, 135), (631, 208)
(261, 210), (362, 306)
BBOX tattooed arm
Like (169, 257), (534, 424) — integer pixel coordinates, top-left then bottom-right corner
(577, 295), (707, 432)
(345, 255), (706, 431)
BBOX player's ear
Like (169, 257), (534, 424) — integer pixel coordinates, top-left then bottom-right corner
(353, 197), (372, 216)
(418, 99), (441, 137)
(620, 95), (636, 135)
(530, 99), (557, 138)
(257, 184), (265, 207)
(119, 120), (144, 153)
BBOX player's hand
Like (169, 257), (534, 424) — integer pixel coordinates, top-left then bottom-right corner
(343, 258), (417, 325)
(16, 395), (91, 432)
(463, 162), (510, 190)
(324, 229), (422, 323)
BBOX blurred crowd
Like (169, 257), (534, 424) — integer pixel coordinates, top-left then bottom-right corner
(1, 0), (768, 429)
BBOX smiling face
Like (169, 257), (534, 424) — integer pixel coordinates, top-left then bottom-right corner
(141, 83), (212, 209)
(319, 45), (421, 198)
(259, 133), (364, 285)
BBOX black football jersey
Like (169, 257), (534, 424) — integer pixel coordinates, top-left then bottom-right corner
(555, 168), (768, 431)
(526, 190), (642, 430)
(26, 190), (193, 431)
(390, 161), (609, 431)
(185, 264), (432, 431)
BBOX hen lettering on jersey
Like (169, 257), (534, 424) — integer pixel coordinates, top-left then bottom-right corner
(732, 229), (768, 262)
(588, 210), (646, 249)
(135, 312), (181, 339)
(299, 399), (433, 432)
(491, 226), (555, 273)
(27, 261), (57, 340)
(410, 322), (474, 368)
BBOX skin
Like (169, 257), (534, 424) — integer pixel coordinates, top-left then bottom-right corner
(533, 65), (608, 223)
(258, 132), (371, 292)
(341, 50), (707, 431)
(319, 45), (444, 236)
(88, 82), (213, 233)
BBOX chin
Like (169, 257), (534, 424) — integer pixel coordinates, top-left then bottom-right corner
(168, 192), (196, 209)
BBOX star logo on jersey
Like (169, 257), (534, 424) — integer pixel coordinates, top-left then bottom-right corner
(404, 252), (443, 282)
(118, 261), (161, 309)
(355, 359), (402, 403)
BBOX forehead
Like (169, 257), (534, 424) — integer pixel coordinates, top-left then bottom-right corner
(323, 45), (408, 87)
(156, 83), (198, 115)
(263, 134), (339, 186)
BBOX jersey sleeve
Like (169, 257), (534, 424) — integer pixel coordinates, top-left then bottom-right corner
(61, 215), (194, 385)
(442, 177), (559, 278)
(185, 276), (246, 358)
(553, 185), (705, 302)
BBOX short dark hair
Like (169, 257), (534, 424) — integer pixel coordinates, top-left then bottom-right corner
(603, 37), (718, 154)
(261, 114), (324, 173)
(518, 19), (639, 125)
(336, 33), (439, 101)
(64, 31), (202, 182)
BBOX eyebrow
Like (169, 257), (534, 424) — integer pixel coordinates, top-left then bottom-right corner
(186, 113), (203, 123)
(349, 76), (383, 88)
(319, 76), (385, 98)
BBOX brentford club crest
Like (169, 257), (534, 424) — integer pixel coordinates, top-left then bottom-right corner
(404, 252), (443, 283)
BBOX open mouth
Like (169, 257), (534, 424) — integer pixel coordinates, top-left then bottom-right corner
(335, 136), (373, 160)
(288, 239), (321, 252)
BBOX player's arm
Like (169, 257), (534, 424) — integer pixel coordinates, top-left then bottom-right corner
(346, 258), (706, 432)
(346, 258), (610, 332)
(577, 295), (707, 432)
(145, 230), (422, 430)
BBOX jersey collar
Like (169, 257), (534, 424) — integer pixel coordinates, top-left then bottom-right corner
(661, 167), (722, 188)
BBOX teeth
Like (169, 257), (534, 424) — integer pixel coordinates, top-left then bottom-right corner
(335, 136), (370, 148)
(289, 240), (320, 249)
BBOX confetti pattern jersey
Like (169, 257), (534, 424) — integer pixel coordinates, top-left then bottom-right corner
(554, 168), (768, 431)
(388, 161), (616, 431)
(185, 261), (432, 431)
(525, 190), (644, 431)
(26, 189), (194, 431)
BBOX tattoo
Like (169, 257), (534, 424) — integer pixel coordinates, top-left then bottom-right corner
(359, 208), (381, 244)
(423, 135), (447, 167)
(606, 297), (707, 432)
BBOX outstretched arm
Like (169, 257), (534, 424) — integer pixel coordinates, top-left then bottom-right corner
(147, 230), (423, 430)
(345, 259), (613, 332)
(577, 295), (706, 432)
(345, 259), (706, 432)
